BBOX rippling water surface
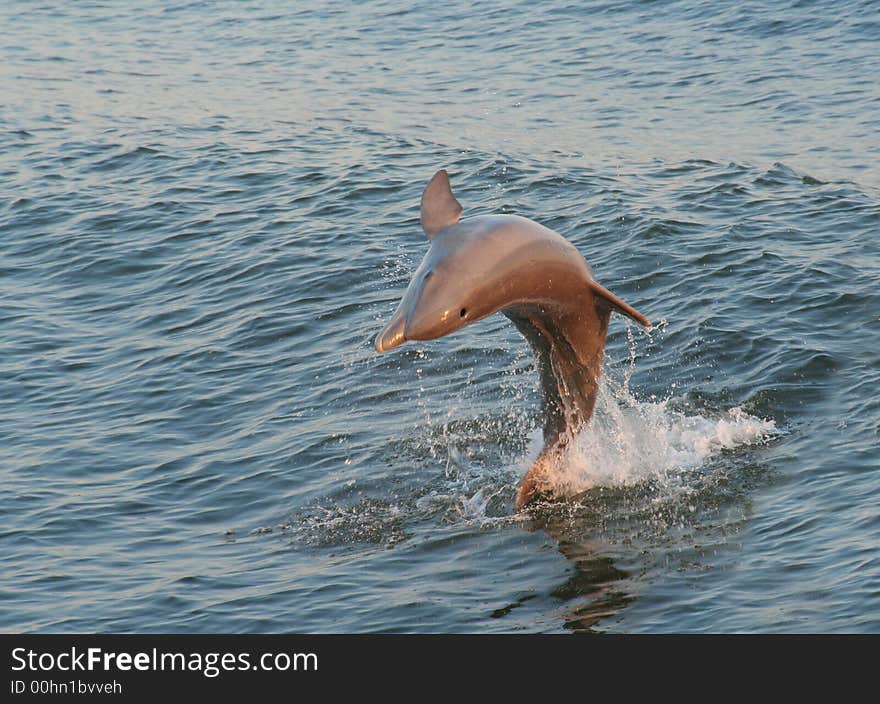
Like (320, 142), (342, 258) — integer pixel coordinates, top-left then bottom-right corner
(2, 1), (879, 633)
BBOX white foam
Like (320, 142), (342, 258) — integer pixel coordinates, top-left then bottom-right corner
(538, 374), (777, 499)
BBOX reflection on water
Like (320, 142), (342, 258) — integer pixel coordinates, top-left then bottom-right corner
(533, 514), (635, 633)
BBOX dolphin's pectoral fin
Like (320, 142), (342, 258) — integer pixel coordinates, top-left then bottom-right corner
(420, 169), (462, 238)
(587, 279), (652, 328)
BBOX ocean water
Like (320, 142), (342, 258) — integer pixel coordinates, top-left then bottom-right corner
(1, 0), (878, 633)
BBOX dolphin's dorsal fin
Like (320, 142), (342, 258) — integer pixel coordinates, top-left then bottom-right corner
(420, 170), (462, 238)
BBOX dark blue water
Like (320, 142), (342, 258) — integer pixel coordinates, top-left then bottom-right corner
(2, 0), (878, 633)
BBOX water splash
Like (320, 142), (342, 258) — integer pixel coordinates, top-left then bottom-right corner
(288, 380), (775, 547)
(547, 389), (777, 499)
(530, 325), (777, 503)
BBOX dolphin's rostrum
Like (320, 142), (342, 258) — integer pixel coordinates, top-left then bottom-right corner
(375, 170), (651, 508)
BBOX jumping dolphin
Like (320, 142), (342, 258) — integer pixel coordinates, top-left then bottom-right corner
(375, 170), (651, 508)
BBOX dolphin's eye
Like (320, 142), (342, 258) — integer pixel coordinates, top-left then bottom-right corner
(460, 308), (467, 318)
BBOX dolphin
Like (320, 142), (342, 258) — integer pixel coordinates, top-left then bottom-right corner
(375, 170), (651, 509)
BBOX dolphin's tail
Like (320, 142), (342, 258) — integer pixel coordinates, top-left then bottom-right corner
(515, 444), (566, 509)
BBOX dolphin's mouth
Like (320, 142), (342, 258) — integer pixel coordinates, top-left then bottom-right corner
(376, 301), (461, 351)
(375, 312), (407, 352)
